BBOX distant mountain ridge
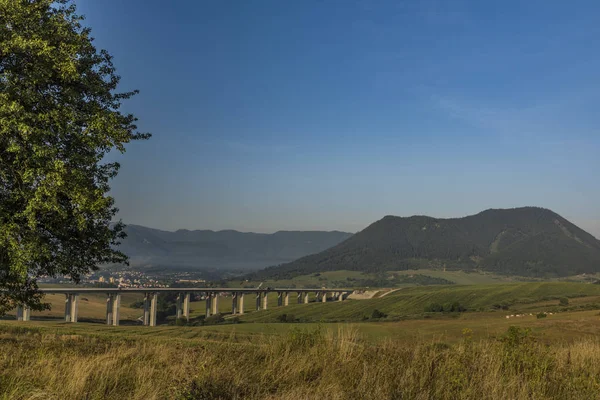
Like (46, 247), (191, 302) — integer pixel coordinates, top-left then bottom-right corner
(115, 224), (353, 271)
(252, 207), (600, 279)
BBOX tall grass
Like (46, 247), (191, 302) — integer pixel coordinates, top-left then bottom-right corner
(1, 325), (599, 399)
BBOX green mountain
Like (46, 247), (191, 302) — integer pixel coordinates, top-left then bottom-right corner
(253, 207), (600, 279)
(116, 225), (353, 271)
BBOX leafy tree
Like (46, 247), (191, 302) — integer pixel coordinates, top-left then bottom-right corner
(0, 0), (149, 314)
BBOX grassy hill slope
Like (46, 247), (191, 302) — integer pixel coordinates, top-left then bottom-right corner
(239, 282), (600, 322)
(252, 207), (600, 279)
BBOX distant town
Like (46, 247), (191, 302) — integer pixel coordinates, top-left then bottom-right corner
(38, 269), (207, 288)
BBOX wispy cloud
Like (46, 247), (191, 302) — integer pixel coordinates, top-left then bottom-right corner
(430, 89), (599, 144)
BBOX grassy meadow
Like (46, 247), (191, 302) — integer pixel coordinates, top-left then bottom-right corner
(2, 319), (600, 399)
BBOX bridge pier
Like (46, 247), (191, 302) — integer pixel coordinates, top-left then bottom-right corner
(176, 293), (183, 320)
(71, 294), (79, 323)
(211, 292), (219, 315)
(105, 294), (120, 326)
(232, 292), (238, 315)
(205, 293), (212, 317)
(297, 292), (302, 304)
(322, 292), (327, 303)
(143, 293), (150, 326)
(64, 294), (79, 322)
(150, 293), (158, 327)
(65, 294), (72, 322)
(106, 294), (113, 325)
(183, 293), (190, 320)
(262, 292), (268, 310)
(16, 305), (23, 321)
(238, 293), (244, 314)
(111, 294), (120, 325)
(284, 292), (289, 306)
(304, 292), (310, 304)
(255, 292), (261, 311)
(277, 292), (283, 307)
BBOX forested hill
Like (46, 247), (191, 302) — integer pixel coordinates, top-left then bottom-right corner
(116, 225), (353, 271)
(252, 207), (600, 279)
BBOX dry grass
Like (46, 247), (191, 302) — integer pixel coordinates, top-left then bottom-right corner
(1, 324), (600, 399)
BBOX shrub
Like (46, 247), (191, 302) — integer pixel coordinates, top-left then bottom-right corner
(371, 309), (387, 319)
(559, 297), (569, 306)
(276, 314), (287, 323)
(425, 303), (443, 312)
(536, 312), (547, 319)
(204, 313), (225, 325)
(426, 302), (465, 313)
(277, 314), (298, 323)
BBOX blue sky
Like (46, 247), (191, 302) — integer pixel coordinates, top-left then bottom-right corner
(77, 0), (600, 237)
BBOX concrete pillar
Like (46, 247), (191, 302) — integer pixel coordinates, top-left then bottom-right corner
(256, 292), (261, 311)
(70, 293), (79, 323)
(239, 293), (244, 315)
(211, 292), (219, 315)
(262, 292), (268, 310)
(65, 294), (72, 322)
(297, 292), (303, 304)
(232, 292), (238, 315)
(176, 293), (183, 320)
(277, 292), (283, 307)
(284, 292), (290, 306)
(143, 293), (151, 326)
(23, 306), (31, 321)
(16, 305), (23, 321)
(338, 292), (344, 301)
(112, 294), (121, 326)
(183, 293), (190, 320)
(304, 292), (310, 304)
(321, 292), (327, 303)
(205, 294), (212, 317)
(150, 293), (158, 327)
(106, 294), (114, 325)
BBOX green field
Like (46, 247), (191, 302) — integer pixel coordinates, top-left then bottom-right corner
(237, 282), (600, 322)
(236, 268), (525, 289)
(4, 281), (600, 399)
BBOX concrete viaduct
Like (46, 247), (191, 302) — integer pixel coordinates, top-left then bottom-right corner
(14, 288), (353, 327)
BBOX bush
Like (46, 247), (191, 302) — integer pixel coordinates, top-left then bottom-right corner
(536, 312), (547, 319)
(204, 313), (225, 325)
(425, 303), (444, 312)
(371, 309), (387, 319)
(559, 297), (569, 306)
(276, 314), (297, 323)
(425, 302), (466, 313)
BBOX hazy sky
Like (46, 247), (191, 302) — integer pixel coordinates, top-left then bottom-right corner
(77, 0), (600, 238)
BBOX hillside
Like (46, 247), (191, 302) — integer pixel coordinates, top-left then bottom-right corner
(116, 225), (352, 271)
(252, 207), (600, 278)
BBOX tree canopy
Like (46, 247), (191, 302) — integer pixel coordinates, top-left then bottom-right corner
(0, 0), (149, 314)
